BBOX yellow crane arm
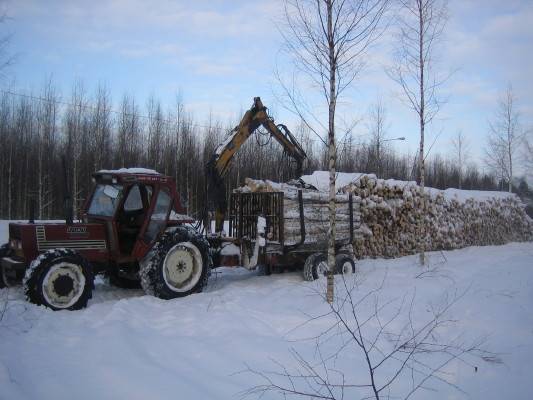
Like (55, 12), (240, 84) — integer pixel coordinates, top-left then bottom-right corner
(206, 97), (307, 233)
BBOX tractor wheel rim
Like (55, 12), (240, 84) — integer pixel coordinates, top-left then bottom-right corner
(341, 261), (354, 275)
(316, 260), (329, 277)
(163, 242), (203, 293)
(42, 262), (86, 309)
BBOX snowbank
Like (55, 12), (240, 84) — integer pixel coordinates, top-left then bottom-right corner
(1, 216), (532, 400)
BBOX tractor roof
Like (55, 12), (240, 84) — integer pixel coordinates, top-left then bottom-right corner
(97, 168), (160, 175)
(93, 168), (172, 184)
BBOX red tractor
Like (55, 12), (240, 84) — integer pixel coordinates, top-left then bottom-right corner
(0, 169), (211, 310)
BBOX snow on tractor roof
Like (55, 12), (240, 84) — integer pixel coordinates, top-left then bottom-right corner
(97, 168), (161, 175)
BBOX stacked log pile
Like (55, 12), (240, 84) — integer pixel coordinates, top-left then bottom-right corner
(341, 174), (533, 258)
(236, 173), (533, 257)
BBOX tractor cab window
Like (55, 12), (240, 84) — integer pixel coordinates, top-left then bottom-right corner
(87, 184), (123, 217)
(144, 189), (172, 242)
(123, 184), (143, 211)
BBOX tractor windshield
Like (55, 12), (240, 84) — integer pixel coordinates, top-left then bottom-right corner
(87, 184), (124, 216)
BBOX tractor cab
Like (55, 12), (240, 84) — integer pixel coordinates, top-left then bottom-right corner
(85, 169), (191, 261)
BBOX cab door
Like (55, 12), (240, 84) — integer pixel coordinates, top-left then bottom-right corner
(132, 187), (173, 259)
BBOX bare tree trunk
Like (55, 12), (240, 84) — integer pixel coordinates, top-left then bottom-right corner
(326, 0), (336, 304)
(418, 0), (426, 266)
(451, 131), (469, 190)
(38, 136), (43, 219)
(508, 120), (513, 193)
(7, 140), (12, 220)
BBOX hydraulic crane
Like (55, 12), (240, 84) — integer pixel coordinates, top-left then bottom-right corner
(206, 97), (307, 233)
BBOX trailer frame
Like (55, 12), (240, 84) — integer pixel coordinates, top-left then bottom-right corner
(228, 190), (357, 273)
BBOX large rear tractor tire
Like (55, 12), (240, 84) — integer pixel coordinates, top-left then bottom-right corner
(23, 249), (94, 310)
(140, 227), (210, 299)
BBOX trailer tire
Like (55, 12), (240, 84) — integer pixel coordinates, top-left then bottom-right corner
(140, 227), (210, 299)
(0, 243), (9, 288)
(313, 253), (329, 279)
(303, 253), (317, 281)
(23, 249), (94, 310)
(335, 254), (356, 276)
(303, 253), (329, 281)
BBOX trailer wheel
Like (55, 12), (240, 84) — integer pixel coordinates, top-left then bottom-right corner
(0, 243), (9, 288)
(335, 254), (356, 276)
(140, 227), (210, 299)
(23, 249), (94, 310)
(303, 253), (329, 281)
(303, 253), (317, 281)
(313, 254), (329, 279)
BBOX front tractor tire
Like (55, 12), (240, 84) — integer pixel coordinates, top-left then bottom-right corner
(23, 249), (94, 311)
(140, 228), (210, 300)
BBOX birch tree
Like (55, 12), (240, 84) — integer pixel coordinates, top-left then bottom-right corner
(389, 0), (449, 186)
(64, 82), (87, 217)
(368, 100), (389, 177)
(35, 81), (58, 218)
(90, 84), (112, 171)
(524, 135), (533, 180)
(451, 130), (469, 189)
(388, 0), (449, 264)
(281, 0), (389, 303)
(116, 94), (141, 168)
(484, 85), (525, 192)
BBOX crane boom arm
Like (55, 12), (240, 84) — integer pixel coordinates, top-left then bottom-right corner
(206, 97), (307, 233)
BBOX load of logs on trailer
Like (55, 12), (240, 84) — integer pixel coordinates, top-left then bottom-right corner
(235, 171), (533, 259)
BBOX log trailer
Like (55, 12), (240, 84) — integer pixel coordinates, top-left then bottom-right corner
(0, 97), (356, 311)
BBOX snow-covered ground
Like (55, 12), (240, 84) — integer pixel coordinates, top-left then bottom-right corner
(1, 220), (533, 399)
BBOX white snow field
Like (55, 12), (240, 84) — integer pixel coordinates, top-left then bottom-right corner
(1, 220), (533, 400)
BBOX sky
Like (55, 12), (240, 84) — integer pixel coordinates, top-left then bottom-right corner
(2, 0), (532, 169)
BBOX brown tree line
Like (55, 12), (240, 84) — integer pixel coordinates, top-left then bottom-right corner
(0, 82), (502, 220)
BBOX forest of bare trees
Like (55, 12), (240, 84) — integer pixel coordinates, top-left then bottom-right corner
(0, 81), (522, 221)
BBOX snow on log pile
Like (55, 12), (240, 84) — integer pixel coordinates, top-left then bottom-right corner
(237, 171), (533, 258)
